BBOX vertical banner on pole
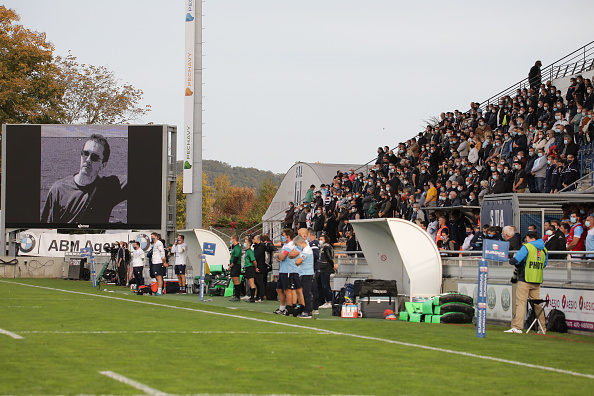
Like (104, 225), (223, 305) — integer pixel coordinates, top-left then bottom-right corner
(199, 254), (206, 301)
(91, 258), (96, 288)
(183, 0), (195, 193)
(476, 259), (488, 338)
(478, 239), (509, 338)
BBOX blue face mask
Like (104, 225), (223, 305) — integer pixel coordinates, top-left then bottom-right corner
(243, 243), (247, 249)
(570, 217), (577, 224)
(281, 236), (287, 243)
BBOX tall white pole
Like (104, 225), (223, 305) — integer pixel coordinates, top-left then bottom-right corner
(183, 0), (202, 229)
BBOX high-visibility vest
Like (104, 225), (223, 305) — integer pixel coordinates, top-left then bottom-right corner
(436, 226), (449, 245)
(524, 244), (547, 284)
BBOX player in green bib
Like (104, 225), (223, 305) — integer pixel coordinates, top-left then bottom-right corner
(505, 231), (548, 333)
(243, 238), (257, 303)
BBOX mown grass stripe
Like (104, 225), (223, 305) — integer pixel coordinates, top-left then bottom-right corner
(3, 279), (594, 380)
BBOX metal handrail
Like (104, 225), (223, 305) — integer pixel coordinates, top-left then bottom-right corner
(208, 226), (232, 241)
(479, 40), (594, 110)
(559, 169), (594, 192)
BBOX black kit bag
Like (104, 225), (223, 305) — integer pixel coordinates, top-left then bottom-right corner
(546, 309), (568, 333)
(265, 282), (278, 301)
(354, 279), (398, 299)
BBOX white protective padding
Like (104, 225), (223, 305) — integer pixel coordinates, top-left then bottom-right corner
(350, 218), (442, 298)
(178, 229), (230, 273)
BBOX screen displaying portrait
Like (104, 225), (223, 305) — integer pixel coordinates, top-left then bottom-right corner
(3, 124), (164, 230)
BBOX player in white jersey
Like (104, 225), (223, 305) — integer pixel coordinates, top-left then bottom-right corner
(171, 234), (188, 293)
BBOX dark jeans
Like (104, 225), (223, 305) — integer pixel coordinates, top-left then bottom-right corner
(300, 275), (314, 314)
(319, 272), (333, 303)
(133, 266), (144, 287)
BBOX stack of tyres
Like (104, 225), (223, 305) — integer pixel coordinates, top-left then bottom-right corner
(399, 293), (474, 324)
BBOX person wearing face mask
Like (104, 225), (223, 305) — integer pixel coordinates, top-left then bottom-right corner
(544, 221), (564, 260)
(130, 241), (146, 289)
(567, 212), (586, 257)
(228, 235), (243, 302)
(462, 225), (476, 251)
(530, 148), (547, 193)
(584, 216), (594, 258)
(312, 208), (325, 238)
(561, 135), (579, 158)
(585, 86), (594, 110)
(561, 155), (580, 191)
(512, 161), (527, 193)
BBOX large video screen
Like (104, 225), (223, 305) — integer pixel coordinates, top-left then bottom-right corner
(2, 125), (164, 229)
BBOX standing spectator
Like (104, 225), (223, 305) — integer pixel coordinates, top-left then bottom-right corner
(585, 216), (594, 258)
(318, 234), (335, 309)
(512, 161), (527, 193)
(304, 185), (315, 204)
(561, 154), (580, 191)
(531, 148), (547, 193)
(284, 202), (295, 229)
(528, 61), (542, 89)
(252, 235), (267, 302)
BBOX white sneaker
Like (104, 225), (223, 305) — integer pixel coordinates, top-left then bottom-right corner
(504, 328), (522, 333)
(241, 295), (250, 300)
(312, 310), (319, 315)
(320, 302), (333, 308)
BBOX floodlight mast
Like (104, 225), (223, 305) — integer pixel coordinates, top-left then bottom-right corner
(185, 0), (203, 230)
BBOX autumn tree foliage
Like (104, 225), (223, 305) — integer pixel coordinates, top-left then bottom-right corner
(54, 52), (151, 124)
(0, 6), (64, 125)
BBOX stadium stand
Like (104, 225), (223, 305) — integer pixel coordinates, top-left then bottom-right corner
(288, 41), (594, 251)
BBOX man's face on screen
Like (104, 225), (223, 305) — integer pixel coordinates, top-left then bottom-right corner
(79, 140), (106, 179)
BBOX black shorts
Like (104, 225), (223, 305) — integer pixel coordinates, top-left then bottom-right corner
(277, 273), (301, 290)
(244, 266), (256, 279)
(175, 265), (186, 275)
(150, 263), (165, 278)
(229, 264), (241, 277)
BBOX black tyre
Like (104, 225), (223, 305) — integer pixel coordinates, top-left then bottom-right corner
(434, 293), (473, 306)
(436, 302), (475, 316)
(440, 312), (473, 324)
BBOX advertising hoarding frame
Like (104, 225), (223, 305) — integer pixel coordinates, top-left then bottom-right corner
(1, 124), (177, 254)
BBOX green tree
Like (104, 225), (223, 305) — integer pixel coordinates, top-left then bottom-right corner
(247, 177), (278, 222)
(0, 6), (64, 125)
(176, 172), (213, 230)
(54, 52), (150, 124)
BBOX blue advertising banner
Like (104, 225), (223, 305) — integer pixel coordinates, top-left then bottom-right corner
(480, 198), (513, 229)
(80, 247), (93, 258)
(203, 242), (216, 256)
(476, 259), (488, 338)
(483, 239), (509, 262)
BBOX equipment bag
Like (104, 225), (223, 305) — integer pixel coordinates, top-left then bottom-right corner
(546, 308), (568, 333)
(265, 282), (278, 301)
(354, 279), (398, 299)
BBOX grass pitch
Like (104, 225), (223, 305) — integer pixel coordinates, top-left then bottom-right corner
(1, 278), (594, 395)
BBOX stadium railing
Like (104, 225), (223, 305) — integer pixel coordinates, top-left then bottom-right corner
(478, 40), (594, 111)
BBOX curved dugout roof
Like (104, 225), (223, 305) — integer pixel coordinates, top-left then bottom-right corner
(350, 218), (442, 298)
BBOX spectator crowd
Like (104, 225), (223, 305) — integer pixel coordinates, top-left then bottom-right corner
(281, 70), (594, 255)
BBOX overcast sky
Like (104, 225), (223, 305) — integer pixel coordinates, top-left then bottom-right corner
(4, 0), (594, 173)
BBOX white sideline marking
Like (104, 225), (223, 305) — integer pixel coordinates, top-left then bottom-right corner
(0, 327), (23, 339)
(3, 280), (594, 380)
(99, 371), (167, 396)
(19, 330), (325, 335)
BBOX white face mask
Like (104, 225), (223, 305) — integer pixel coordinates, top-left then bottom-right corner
(546, 230), (553, 236)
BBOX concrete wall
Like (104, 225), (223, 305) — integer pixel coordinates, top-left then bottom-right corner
(0, 256), (68, 279)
